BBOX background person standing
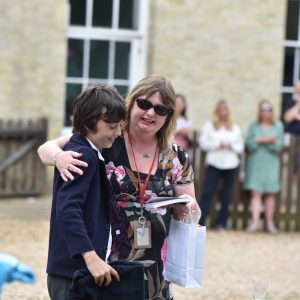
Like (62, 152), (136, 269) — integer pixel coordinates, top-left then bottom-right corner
(198, 100), (244, 230)
(174, 93), (194, 153)
(244, 100), (284, 233)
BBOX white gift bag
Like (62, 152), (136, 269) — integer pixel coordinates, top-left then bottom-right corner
(163, 219), (206, 288)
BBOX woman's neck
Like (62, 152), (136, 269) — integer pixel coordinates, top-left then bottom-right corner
(219, 118), (228, 124)
(125, 127), (158, 164)
(127, 126), (156, 146)
(260, 119), (271, 125)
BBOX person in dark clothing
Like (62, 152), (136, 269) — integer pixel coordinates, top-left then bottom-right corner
(283, 81), (300, 133)
(282, 81), (300, 174)
(45, 84), (126, 300)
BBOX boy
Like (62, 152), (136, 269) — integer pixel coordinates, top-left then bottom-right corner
(46, 84), (126, 299)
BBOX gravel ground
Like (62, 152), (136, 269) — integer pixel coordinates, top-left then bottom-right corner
(1, 196), (300, 300)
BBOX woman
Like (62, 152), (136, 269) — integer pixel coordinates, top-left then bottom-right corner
(38, 75), (200, 300)
(244, 100), (283, 233)
(174, 94), (193, 152)
(198, 100), (244, 229)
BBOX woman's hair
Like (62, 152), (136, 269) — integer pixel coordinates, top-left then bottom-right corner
(123, 74), (176, 151)
(176, 93), (188, 118)
(212, 99), (233, 130)
(257, 99), (274, 123)
(72, 84), (126, 136)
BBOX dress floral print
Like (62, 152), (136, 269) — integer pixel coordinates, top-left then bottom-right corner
(102, 137), (194, 300)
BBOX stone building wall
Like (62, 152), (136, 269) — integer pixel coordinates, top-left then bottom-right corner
(148, 0), (287, 133)
(0, 0), (287, 137)
(0, 0), (68, 139)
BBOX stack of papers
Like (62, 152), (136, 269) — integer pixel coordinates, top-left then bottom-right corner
(144, 196), (192, 209)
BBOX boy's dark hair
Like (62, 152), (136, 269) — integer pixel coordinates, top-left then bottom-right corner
(72, 84), (126, 136)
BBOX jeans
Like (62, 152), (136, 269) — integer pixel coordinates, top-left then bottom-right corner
(199, 165), (238, 228)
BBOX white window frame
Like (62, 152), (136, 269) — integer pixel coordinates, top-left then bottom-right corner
(282, 0), (300, 94)
(63, 0), (149, 132)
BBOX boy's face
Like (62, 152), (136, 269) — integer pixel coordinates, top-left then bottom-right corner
(86, 120), (123, 149)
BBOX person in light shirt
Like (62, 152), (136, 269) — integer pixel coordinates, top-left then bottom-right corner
(198, 100), (244, 229)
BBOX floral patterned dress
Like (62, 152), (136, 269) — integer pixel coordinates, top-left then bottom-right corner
(102, 136), (194, 300)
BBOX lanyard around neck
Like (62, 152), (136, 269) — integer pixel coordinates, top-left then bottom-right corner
(127, 129), (159, 207)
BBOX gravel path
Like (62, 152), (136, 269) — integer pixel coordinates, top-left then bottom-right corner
(0, 196), (300, 300)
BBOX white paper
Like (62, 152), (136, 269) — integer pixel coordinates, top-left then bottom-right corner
(144, 196), (191, 209)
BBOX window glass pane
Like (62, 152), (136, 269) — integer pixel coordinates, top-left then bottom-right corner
(67, 39), (84, 77)
(119, 0), (135, 29)
(114, 42), (131, 79)
(285, 0), (300, 40)
(93, 0), (112, 27)
(69, 0), (86, 26)
(283, 47), (295, 87)
(65, 84), (82, 126)
(89, 40), (109, 78)
(115, 85), (129, 99)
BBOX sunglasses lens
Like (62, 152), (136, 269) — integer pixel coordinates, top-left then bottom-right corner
(260, 105), (272, 111)
(136, 99), (152, 110)
(154, 106), (170, 116)
(136, 99), (170, 116)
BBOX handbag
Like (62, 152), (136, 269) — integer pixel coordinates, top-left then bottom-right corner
(163, 218), (206, 288)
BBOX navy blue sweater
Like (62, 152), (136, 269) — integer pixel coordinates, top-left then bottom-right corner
(47, 133), (111, 278)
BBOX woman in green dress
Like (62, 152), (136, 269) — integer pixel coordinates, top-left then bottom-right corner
(244, 100), (284, 233)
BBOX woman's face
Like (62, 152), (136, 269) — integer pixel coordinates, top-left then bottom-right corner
(259, 102), (273, 122)
(129, 91), (169, 136)
(217, 103), (229, 120)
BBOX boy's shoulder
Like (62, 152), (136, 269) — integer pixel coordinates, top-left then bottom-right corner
(65, 133), (99, 164)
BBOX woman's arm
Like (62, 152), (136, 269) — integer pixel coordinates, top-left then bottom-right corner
(38, 135), (71, 165)
(283, 102), (300, 124)
(265, 122), (284, 153)
(245, 123), (259, 152)
(37, 135), (88, 181)
(175, 127), (193, 140)
(230, 126), (244, 154)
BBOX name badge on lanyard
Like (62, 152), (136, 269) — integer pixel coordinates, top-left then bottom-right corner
(127, 129), (159, 250)
(132, 215), (152, 249)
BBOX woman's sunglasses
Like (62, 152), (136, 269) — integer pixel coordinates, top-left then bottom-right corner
(259, 104), (273, 112)
(135, 98), (171, 116)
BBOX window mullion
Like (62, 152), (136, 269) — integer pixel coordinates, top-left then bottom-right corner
(83, 39), (90, 89)
(86, 0), (93, 27)
(112, 0), (120, 29)
(82, 0), (93, 89)
(298, 0), (300, 41)
(108, 41), (116, 85)
(294, 48), (300, 84)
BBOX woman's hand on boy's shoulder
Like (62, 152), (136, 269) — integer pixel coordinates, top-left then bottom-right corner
(55, 150), (88, 182)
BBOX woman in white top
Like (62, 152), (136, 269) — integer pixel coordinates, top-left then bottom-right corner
(199, 100), (244, 229)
